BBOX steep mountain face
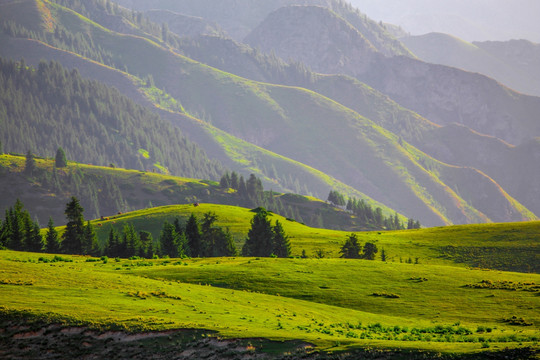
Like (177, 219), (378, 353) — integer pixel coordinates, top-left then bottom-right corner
(401, 33), (540, 97)
(245, 6), (377, 76)
(113, 0), (412, 57)
(245, 5), (540, 145)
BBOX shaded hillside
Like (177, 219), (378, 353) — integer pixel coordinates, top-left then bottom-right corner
(0, 57), (223, 179)
(401, 33), (540, 97)
(0, 154), (391, 232)
(0, 0), (536, 226)
(245, 5), (540, 145)
(144, 10), (226, 38)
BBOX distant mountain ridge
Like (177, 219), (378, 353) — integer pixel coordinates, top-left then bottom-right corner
(401, 33), (540, 97)
(245, 5), (540, 146)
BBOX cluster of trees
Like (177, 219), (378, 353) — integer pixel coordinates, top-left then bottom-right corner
(0, 198), (98, 255)
(340, 233), (378, 260)
(0, 57), (223, 180)
(220, 172), (306, 224)
(329, 190), (421, 230)
(242, 208), (291, 258)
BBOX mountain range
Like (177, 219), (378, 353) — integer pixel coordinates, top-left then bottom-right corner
(0, 0), (538, 227)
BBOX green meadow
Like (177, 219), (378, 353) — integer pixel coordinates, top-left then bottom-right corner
(2, 206), (539, 355)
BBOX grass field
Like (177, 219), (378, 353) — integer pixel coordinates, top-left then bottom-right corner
(1, 249), (538, 355)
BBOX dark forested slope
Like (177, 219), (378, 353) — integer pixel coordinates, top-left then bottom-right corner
(0, 57), (223, 179)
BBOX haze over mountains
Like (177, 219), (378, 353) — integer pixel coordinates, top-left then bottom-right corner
(348, 0), (540, 43)
(0, 0), (539, 228)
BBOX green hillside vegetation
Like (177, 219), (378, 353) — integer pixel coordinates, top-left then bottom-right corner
(0, 56), (223, 179)
(0, 154), (397, 232)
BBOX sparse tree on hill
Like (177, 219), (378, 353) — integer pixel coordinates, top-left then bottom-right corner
(381, 248), (387, 262)
(340, 233), (361, 259)
(55, 147), (68, 168)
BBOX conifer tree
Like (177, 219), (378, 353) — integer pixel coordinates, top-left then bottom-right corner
(272, 220), (290, 258)
(230, 171), (239, 190)
(139, 230), (154, 258)
(82, 220), (99, 256)
(242, 208), (273, 257)
(185, 213), (202, 257)
(105, 227), (120, 258)
(62, 196), (85, 254)
(45, 217), (61, 253)
(212, 227), (237, 257)
(340, 233), (361, 259)
(122, 223), (140, 258)
(26, 222), (44, 253)
(24, 150), (36, 176)
(362, 242), (378, 260)
(160, 221), (182, 258)
(55, 147), (68, 168)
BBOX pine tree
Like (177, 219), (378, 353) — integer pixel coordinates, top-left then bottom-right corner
(381, 248), (387, 262)
(340, 233), (361, 259)
(26, 222), (43, 253)
(185, 213), (202, 257)
(242, 208), (273, 257)
(272, 220), (290, 258)
(24, 150), (36, 176)
(45, 217), (61, 253)
(230, 171), (239, 190)
(139, 230), (154, 258)
(122, 223), (140, 258)
(160, 221), (182, 258)
(362, 242), (378, 260)
(62, 196), (85, 254)
(105, 227), (120, 258)
(82, 220), (99, 256)
(211, 227), (237, 257)
(55, 147), (68, 168)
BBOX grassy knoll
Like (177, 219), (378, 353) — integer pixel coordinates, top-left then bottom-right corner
(80, 203), (539, 272)
(0, 250), (538, 355)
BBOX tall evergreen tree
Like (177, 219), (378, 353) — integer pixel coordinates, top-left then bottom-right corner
(62, 196), (85, 254)
(26, 222), (43, 253)
(139, 230), (155, 258)
(242, 208), (273, 257)
(24, 150), (36, 176)
(122, 223), (140, 258)
(212, 227), (237, 257)
(340, 233), (361, 259)
(160, 221), (182, 258)
(105, 226), (120, 258)
(82, 220), (99, 256)
(185, 213), (202, 257)
(55, 147), (68, 168)
(230, 171), (239, 190)
(272, 220), (290, 258)
(45, 217), (61, 253)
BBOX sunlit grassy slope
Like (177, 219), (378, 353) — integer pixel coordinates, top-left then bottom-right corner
(1, 250), (538, 354)
(79, 203), (539, 273)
